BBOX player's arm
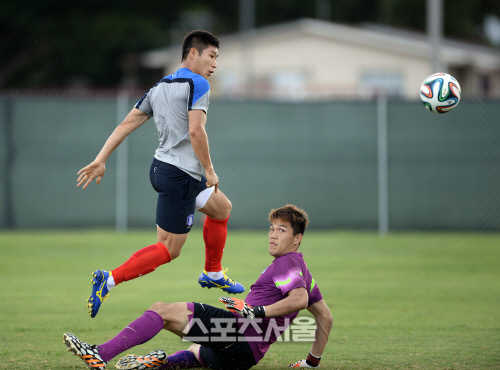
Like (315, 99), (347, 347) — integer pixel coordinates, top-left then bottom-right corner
(77, 108), (149, 189)
(307, 300), (332, 360)
(188, 109), (218, 192)
(220, 287), (308, 319)
(264, 287), (309, 317)
(287, 299), (333, 368)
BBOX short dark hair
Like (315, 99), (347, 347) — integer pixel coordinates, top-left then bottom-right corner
(269, 204), (309, 236)
(182, 30), (220, 61)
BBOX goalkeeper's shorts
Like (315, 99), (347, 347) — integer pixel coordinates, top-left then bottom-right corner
(183, 302), (256, 370)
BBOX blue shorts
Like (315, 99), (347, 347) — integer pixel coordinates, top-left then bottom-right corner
(149, 158), (208, 234)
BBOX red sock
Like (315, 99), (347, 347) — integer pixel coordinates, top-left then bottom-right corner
(203, 215), (229, 272)
(111, 242), (171, 285)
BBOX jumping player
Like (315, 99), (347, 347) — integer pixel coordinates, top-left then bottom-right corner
(76, 30), (244, 318)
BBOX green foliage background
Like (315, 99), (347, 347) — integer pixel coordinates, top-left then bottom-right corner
(1, 0), (500, 88)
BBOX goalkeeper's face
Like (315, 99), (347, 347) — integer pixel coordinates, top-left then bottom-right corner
(268, 218), (303, 258)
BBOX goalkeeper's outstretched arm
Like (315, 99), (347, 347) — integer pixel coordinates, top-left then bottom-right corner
(308, 300), (333, 358)
(288, 299), (333, 368)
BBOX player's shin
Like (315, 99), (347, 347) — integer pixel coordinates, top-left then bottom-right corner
(111, 242), (171, 284)
(98, 310), (164, 362)
(203, 215), (229, 276)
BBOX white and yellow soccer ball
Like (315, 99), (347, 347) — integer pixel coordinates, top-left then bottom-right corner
(420, 73), (461, 113)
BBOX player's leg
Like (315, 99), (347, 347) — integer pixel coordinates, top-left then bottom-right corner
(87, 237), (177, 318)
(114, 302), (202, 369)
(111, 160), (196, 283)
(87, 159), (197, 318)
(115, 302), (255, 369)
(115, 302), (240, 369)
(88, 217), (188, 319)
(196, 181), (245, 294)
(110, 229), (187, 284)
(187, 343), (202, 364)
(63, 309), (165, 369)
(65, 302), (190, 369)
(198, 187), (231, 276)
(116, 349), (200, 370)
(115, 345), (201, 370)
(198, 185), (232, 220)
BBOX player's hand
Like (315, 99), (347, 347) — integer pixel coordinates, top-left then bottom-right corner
(287, 359), (318, 368)
(204, 168), (219, 193)
(77, 160), (105, 189)
(219, 297), (265, 320)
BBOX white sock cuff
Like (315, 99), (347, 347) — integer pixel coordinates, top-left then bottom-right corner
(206, 271), (223, 280)
(107, 274), (116, 289)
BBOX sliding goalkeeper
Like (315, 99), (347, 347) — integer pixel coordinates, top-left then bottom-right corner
(63, 205), (333, 369)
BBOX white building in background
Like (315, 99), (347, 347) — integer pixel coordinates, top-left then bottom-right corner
(141, 18), (500, 100)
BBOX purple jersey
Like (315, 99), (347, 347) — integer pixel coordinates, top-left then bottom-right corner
(235, 252), (323, 364)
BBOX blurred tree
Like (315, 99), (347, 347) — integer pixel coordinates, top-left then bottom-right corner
(0, 0), (498, 88)
(0, 1), (172, 87)
(0, 0), (236, 88)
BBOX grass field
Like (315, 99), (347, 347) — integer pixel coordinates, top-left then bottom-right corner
(0, 229), (499, 369)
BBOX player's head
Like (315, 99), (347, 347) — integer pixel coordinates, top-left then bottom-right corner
(181, 30), (219, 79)
(269, 204), (309, 237)
(182, 30), (220, 61)
(268, 205), (309, 257)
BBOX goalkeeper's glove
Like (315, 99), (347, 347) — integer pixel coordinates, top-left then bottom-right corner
(287, 353), (322, 368)
(219, 297), (265, 320)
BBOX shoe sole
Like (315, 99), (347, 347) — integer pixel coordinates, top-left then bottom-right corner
(198, 280), (245, 294)
(63, 332), (85, 357)
(198, 280), (212, 289)
(89, 270), (108, 318)
(200, 283), (245, 294)
(115, 350), (167, 370)
(63, 332), (107, 370)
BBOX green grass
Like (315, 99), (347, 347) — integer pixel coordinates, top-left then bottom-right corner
(0, 230), (499, 369)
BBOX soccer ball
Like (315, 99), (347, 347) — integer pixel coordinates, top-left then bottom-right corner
(420, 73), (461, 113)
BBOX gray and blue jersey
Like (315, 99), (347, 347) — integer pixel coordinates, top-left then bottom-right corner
(135, 67), (211, 181)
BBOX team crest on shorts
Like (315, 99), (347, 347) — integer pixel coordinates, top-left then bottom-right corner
(186, 214), (194, 228)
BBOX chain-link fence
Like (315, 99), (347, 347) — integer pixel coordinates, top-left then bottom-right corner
(1, 91), (499, 231)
